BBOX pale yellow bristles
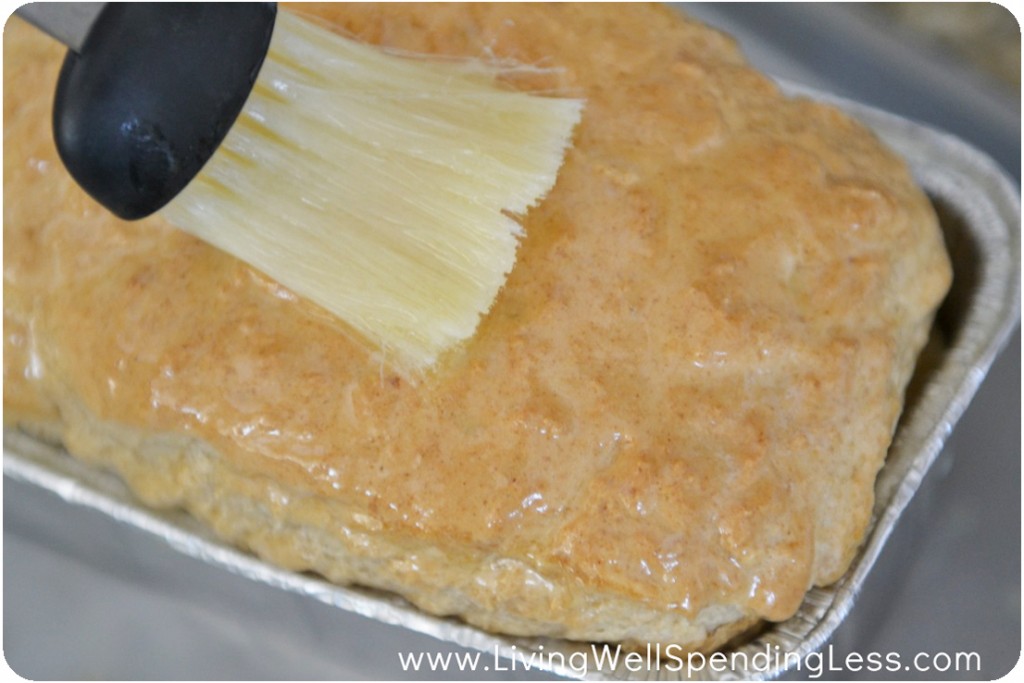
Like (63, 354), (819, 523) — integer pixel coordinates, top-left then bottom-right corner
(161, 11), (583, 369)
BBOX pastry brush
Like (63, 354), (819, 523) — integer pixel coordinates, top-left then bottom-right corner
(17, 3), (583, 369)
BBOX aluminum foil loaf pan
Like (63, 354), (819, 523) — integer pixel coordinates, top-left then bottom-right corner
(4, 86), (1020, 680)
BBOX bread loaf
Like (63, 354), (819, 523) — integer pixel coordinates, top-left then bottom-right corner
(3, 3), (951, 651)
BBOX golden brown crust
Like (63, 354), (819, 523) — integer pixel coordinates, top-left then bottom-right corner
(3, 4), (951, 649)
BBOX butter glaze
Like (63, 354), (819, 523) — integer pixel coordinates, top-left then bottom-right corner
(4, 3), (950, 646)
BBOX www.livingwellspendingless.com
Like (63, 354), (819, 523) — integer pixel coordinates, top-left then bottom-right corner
(398, 642), (982, 678)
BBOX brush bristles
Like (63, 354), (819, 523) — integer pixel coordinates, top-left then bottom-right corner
(162, 11), (583, 369)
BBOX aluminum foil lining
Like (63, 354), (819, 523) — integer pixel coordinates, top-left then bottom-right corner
(4, 85), (1021, 681)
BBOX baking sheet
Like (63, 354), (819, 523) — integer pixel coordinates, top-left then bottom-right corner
(3, 88), (1020, 680)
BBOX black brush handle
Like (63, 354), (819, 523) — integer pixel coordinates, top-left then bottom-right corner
(30, 3), (277, 220)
